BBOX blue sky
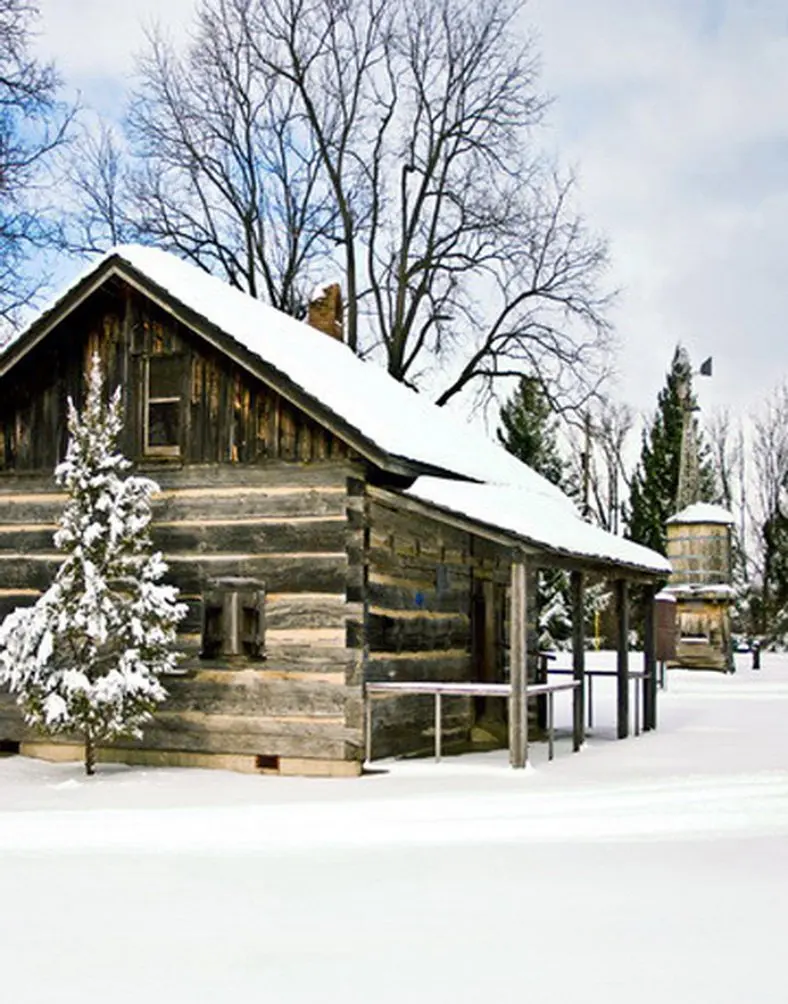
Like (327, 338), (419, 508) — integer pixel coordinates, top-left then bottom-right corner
(33, 0), (788, 424)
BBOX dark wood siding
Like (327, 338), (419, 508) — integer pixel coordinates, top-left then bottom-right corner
(365, 489), (512, 758)
(0, 279), (349, 472)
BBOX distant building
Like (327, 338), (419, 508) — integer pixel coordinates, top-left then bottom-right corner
(665, 502), (735, 672)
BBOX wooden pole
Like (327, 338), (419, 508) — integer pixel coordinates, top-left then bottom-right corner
(510, 555), (528, 768)
(643, 583), (657, 731)
(581, 411), (592, 519)
(571, 570), (585, 751)
(615, 579), (629, 740)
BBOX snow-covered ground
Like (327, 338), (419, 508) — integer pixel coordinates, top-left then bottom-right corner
(2, 651), (787, 1003)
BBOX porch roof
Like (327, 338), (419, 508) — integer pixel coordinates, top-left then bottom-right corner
(407, 477), (671, 577)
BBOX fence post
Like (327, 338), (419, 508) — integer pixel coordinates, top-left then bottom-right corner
(616, 579), (630, 740)
(643, 583), (657, 731)
(510, 554), (528, 768)
(571, 570), (585, 751)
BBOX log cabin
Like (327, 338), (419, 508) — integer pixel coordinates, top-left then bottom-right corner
(0, 246), (669, 776)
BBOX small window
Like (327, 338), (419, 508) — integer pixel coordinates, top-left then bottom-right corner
(201, 578), (266, 660)
(145, 356), (183, 456)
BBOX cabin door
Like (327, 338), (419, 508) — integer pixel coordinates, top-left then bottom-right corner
(471, 579), (506, 735)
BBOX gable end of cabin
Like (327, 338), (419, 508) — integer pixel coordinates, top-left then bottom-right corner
(0, 274), (375, 776)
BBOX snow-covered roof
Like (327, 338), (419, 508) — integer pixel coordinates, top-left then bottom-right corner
(667, 503), (734, 526)
(3, 244), (670, 576)
(407, 478), (671, 575)
(5, 245), (568, 505)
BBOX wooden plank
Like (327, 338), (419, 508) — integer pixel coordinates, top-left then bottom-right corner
(147, 461), (356, 490)
(509, 555), (527, 768)
(266, 627), (346, 649)
(367, 610), (470, 653)
(366, 575), (468, 615)
(161, 675), (356, 716)
(267, 592), (355, 630)
(162, 553), (347, 594)
(365, 650), (471, 684)
(0, 554), (61, 590)
(153, 489), (347, 521)
(150, 517), (347, 556)
(0, 527), (56, 552)
(0, 592), (40, 621)
(571, 569), (585, 751)
(189, 668), (346, 685)
(616, 578), (629, 740)
(127, 716), (361, 760)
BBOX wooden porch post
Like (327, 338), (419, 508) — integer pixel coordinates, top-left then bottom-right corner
(615, 578), (629, 740)
(571, 570), (585, 751)
(643, 583), (657, 731)
(510, 554), (528, 768)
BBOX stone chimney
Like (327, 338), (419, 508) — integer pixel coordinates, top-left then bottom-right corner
(307, 283), (344, 342)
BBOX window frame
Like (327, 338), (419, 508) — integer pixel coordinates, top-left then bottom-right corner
(143, 355), (183, 458)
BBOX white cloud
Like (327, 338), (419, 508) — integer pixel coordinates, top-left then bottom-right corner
(528, 0), (788, 420)
(28, 0), (788, 426)
(34, 0), (195, 97)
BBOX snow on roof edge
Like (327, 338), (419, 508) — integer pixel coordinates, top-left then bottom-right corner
(407, 477), (670, 576)
(667, 502), (734, 526)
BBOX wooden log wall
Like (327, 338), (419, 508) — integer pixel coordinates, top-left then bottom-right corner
(365, 490), (511, 759)
(0, 463), (366, 768)
(667, 521), (732, 587)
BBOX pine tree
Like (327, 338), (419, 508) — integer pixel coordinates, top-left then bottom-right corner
(497, 377), (567, 489)
(498, 377), (572, 647)
(627, 346), (717, 555)
(0, 355), (186, 775)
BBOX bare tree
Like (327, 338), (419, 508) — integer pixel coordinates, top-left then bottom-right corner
(64, 119), (135, 252)
(0, 0), (73, 327)
(66, 1), (339, 316)
(567, 398), (633, 532)
(748, 385), (788, 639)
(68, 0), (613, 411)
(247, 0), (613, 406)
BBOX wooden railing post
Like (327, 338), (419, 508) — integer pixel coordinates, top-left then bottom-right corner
(643, 583), (657, 731)
(571, 570), (585, 751)
(615, 578), (629, 740)
(510, 554), (528, 768)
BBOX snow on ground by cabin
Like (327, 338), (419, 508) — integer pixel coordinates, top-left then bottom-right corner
(2, 651), (788, 1003)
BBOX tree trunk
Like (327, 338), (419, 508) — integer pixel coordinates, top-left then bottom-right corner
(84, 729), (96, 776)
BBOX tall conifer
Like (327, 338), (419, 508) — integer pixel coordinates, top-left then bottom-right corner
(627, 346), (717, 555)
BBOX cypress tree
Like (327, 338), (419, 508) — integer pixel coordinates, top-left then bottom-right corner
(627, 346), (717, 555)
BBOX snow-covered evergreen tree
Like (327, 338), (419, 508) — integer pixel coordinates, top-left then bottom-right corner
(0, 354), (186, 774)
